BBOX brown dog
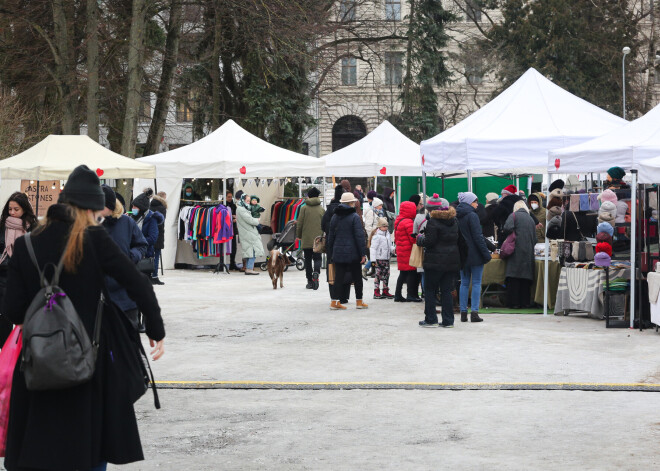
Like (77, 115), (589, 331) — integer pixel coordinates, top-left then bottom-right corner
(268, 249), (286, 289)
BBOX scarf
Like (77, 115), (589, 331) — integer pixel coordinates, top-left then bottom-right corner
(1, 217), (26, 264)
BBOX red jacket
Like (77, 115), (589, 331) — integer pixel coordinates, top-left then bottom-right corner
(395, 201), (417, 271)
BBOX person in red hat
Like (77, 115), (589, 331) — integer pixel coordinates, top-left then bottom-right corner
(492, 185), (540, 246)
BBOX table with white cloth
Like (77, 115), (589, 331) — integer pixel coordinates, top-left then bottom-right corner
(554, 266), (631, 319)
(647, 271), (660, 327)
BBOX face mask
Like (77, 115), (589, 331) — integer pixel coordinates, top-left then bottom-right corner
(531, 203), (539, 210)
(131, 208), (139, 216)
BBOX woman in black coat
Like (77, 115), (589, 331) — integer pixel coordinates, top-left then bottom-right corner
(2, 165), (165, 471)
(420, 197), (464, 327)
(322, 185), (351, 304)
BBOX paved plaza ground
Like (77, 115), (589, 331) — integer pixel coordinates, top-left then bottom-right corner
(116, 267), (660, 470)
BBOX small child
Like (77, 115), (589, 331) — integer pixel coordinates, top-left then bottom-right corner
(370, 217), (394, 299)
(250, 195), (265, 232)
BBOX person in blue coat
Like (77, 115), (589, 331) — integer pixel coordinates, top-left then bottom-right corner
(131, 190), (164, 284)
(101, 185), (148, 330)
(455, 192), (492, 323)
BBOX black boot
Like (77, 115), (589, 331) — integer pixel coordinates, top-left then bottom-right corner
(461, 311), (468, 323)
(471, 311), (483, 323)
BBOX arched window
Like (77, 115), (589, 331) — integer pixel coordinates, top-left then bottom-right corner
(332, 115), (367, 151)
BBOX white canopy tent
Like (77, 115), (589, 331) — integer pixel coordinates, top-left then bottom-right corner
(136, 119), (325, 269)
(639, 155), (660, 184)
(0, 135), (156, 212)
(421, 68), (626, 175)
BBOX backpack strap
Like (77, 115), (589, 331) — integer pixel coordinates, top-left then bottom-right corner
(24, 233), (67, 290)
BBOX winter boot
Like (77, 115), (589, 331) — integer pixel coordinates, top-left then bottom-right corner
(356, 300), (369, 309)
(312, 272), (320, 290)
(306, 281), (314, 289)
(460, 311), (468, 323)
(382, 288), (395, 299)
(330, 300), (347, 310)
(471, 311), (484, 323)
(374, 288), (382, 299)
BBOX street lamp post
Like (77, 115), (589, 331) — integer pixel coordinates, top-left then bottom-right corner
(622, 46), (631, 119)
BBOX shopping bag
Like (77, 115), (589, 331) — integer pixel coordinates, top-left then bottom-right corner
(409, 244), (424, 268)
(313, 234), (326, 254)
(0, 327), (22, 457)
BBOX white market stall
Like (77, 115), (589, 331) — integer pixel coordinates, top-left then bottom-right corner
(136, 119), (325, 269)
(0, 135), (156, 214)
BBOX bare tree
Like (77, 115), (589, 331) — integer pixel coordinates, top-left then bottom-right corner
(86, 0), (100, 141)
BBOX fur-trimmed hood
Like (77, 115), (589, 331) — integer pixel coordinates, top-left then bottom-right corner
(430, 207), (457, 220)
(151, 194), (167, 209)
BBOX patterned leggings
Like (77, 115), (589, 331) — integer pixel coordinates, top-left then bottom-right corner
(374, 260), (390, 290)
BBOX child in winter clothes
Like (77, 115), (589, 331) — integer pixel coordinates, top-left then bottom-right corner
(370, 217), (394, 299)
(250, 195), (265, 232)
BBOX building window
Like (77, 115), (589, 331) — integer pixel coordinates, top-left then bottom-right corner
(339, 0), (356, 21)
(385, 0), (401, 20)
(341, 57), (357, 85)
(302, 143), (309, 155)
(176, 99), (193, 123)
(466, 63), (483, 85)
(384, 52), (403, 86)
(465, 0), (482, 22)
(138, 93), (152, 122)
(332, 115), (367, 152)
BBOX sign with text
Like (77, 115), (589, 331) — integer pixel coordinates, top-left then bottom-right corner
(20, 180), (59, 218)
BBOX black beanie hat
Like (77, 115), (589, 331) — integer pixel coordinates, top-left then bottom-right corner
(307, 187), (320, 198)
(528, 194), (540, 204)
(408, 194), (421, 206)
(62, 165), (105, 211)
(548, 179), (565, 192)
(132, 192), (151, 212)
(101, 184), (116, 211)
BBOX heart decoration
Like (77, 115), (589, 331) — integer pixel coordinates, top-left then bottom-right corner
(379, 166), (387, 175)
(554, 158), (560, 170)
(96, 168), (104, 177)
(239, 166), (246, 175)
(422, 154), (425, 165)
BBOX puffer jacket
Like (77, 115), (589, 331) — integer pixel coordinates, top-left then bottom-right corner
(394, 201), (417, 270)
(456, 202), (492, 268)
(364, 197), (384, 234)
(422, 207), (462, 272)
(150, 195), (167, 251)
(135, 209), (164, 258)
(327, 204), (367, 263)
(370, 229), (392, 261)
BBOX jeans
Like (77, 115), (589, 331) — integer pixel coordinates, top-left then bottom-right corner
(424, 269), (455, 326)
(152, 249), (161, 278)
(303, 248), (322, 281)
(395, 269), (419, 299)
(89, 462), (107, 471)
(459, 264), (484, 312)
(246, 257), (255, 270)
(333, 262), (363, 300)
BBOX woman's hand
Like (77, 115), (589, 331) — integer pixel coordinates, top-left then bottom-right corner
(361, 256), (367, 264)
(149, 338), (165, 361)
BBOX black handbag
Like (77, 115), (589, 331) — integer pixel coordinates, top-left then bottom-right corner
(137, 257), (155, 274)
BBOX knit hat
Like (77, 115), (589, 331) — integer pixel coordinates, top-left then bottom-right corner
(594, 252), (612, 267)
(485, 192), (499, 204)
(377, 217), (389, 228)
(367, 190), (378, 200)
(458, 192), (478, 205)
(598, 189), (618, 203)
(597, 221), (614, 237)
(596, 232), (613, 245)
(615, 200), (628, 224)
(598, 201), (617, 223)
(549, 179), (565, 192)
(502, 185), (518, 196)
(250, 195), (260, 203)
(607, 166), (626, 180)
(339, 192), (357, 204)
(528, 194), (540, 204)
(548, 206), (563, 219)
(596, 242), (613, 256)
(408, 194), (421, 206)
(549, 188), (563, 200)
(307, 187), (320, 198)
(132, 193), (151, 212)
(61, 165), (105, 211)
(513, 200), (529, 212)
(372, 197), (383, 208)
(547, 196), (563, 210)
(426, 193), (449, 210)
(101, 184), (116, 211)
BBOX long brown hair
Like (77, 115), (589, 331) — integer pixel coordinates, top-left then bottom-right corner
(62, 207), (96, 273)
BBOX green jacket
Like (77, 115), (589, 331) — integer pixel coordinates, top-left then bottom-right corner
(530, 192), (547, 243)
(236, 202), (265, 259)
(295, 197), (325, 249)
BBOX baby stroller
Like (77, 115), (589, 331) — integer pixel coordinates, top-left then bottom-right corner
(260, 220), (305, 271)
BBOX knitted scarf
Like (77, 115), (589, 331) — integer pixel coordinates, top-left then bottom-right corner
(0, 217), (26, 264)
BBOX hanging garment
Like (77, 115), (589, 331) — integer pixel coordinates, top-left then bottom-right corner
(579, 194), (590, 211)
(589, 193), (599, 211)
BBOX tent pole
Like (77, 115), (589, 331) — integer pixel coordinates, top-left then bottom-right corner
(298, 177), (302, 198)
(467, 170), (472, 193)
(630, 170), (637, 328)
(515, 175), (520, 193)
(442, 175), (445, 198)
(323, 177), (327, 208)
(543, 173), (552, 316)
(422, 171), (427, 205)
(154, 178), (158, 194)
(397, 176), (402, 212)
(374, 176), (378, 194)
(35, 180), (40, 217)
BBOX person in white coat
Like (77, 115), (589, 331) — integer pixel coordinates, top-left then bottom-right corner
(370, 217), (394, 299)
(363, 197), (385, 278)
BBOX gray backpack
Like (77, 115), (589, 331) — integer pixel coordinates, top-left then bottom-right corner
(22, 233), (103, 391)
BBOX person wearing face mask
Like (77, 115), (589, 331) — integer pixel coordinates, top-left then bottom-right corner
(181, 183), (201, 201)
(131, 189), (164, 284)
(528, 193), (547, 243)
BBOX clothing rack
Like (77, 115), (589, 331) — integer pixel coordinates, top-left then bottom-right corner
(179, 201), (231, 275)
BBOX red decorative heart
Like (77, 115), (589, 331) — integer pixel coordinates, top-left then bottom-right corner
(239, 166), (246, 175)
(554, 158), (560, 170)
(379, 166), (387, 175)
(422, 154), (425, 165)
(96, 168), (104, 177)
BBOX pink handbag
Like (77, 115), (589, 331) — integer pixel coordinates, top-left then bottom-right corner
(500, 214), (517, 259)
(0, 327), (22, 457)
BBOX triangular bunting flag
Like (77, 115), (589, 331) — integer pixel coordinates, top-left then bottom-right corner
(255, 178), (260, 186)
(241, 179), (247, 186)
(267, 178), (273, 187)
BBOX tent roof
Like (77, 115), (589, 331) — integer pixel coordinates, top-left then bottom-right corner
(549, 103), (660, 173)
(138, 119), (324, 178)
(421, 68), (626, 175)
(638, 154), (660, 184)
(0, 135), (156, 180)
(323, 121), (421, 177)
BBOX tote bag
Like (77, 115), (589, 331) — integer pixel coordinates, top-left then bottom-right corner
(500, 214), (516, 259)
(0, 327), (22, 457)
(409, 244), (424, 268)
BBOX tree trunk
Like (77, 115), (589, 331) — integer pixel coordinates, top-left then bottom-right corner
(210, 1), (222, 130)
(86, 0), (100, 141)
(644, 0), (656, 113)
(52, 0), (77, 134)
(144, 0), (183, 155)
(120, 0), (148, 158)
(402, 0), (416, 115)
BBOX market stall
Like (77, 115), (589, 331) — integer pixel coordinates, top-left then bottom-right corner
(136, 119), (325, 269)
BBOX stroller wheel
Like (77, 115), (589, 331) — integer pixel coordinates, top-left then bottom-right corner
(296, 258), (305, 271)
(259, 262), (268, 271)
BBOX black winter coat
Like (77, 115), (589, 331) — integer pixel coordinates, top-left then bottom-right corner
(150, 196), (167, 251)
(456, 202), (492, 268)
(493, 195), (539, 244)
(321, 201), (340, 235)
(422, 207), (462, 273)
(2, 204), (165, 470)
(327, 204), (367, 264)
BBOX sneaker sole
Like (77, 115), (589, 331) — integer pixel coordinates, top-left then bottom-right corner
(420, 324), (439, 328)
